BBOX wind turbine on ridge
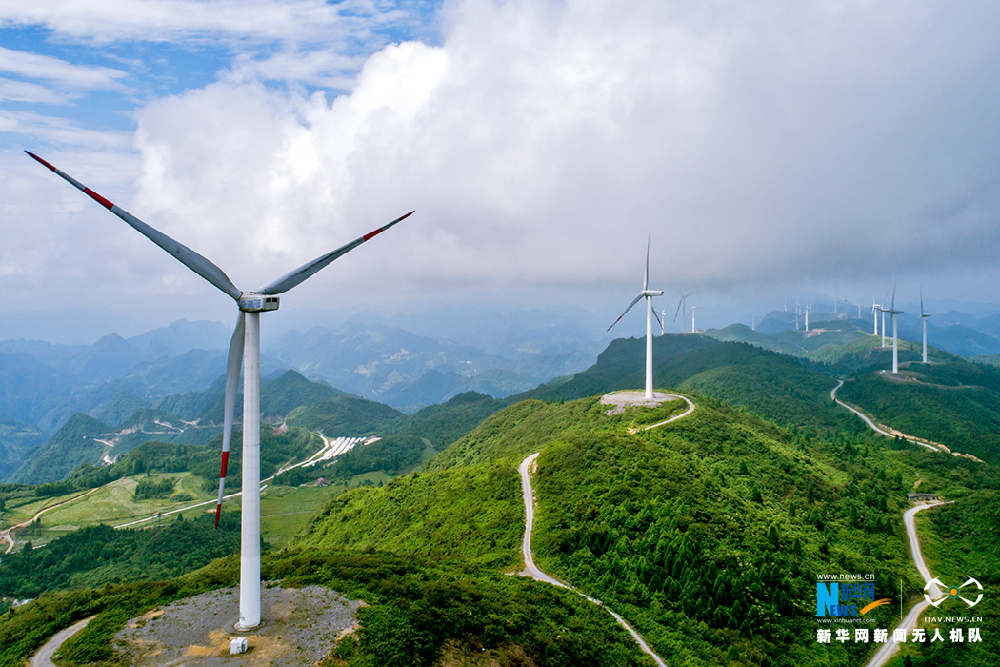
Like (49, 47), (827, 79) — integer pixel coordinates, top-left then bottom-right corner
(27, 151), (412, 631)
(920, 289), (932, 364)
(673, 290), (695, 334)
(608, 240), (663, 399)
(690, 304), (705, 333)
(885, 284), (904, 374)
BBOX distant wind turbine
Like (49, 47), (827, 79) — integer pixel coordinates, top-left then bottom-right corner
(920, 289), (932, 364)
(878, 291), (889, 347)
(27, 151), (412, 631)
(885, 284), (904, 374)
(608, 241), (663, 398)
(690, 305), (705, 333)
(805, 302), (811, 332)
(674, 290), (695, 334)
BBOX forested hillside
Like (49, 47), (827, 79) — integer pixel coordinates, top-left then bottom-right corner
(296, 393), (937, 666)
(838, 360), (1000, 464)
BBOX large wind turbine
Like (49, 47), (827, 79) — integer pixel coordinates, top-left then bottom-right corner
(608, 242), (663, 398)
(27, 151), (411, 630)
(885, 284), (904, 374)
(920, 290), (932, 364)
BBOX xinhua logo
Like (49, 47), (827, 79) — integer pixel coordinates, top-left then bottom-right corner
(817, 582), (892, 617)
(924, 577), (983, 608)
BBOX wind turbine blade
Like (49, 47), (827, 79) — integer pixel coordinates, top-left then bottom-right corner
(652, 305), (663, 333)
(890, 282), (896, 312)
(26, 152), (242, 301)
(673, 296), (684, 322)
(643, 238), (650, 292)
(608, 294), (644, 331)
(215, 312), (246, 529)
(261, 211), (413, 294)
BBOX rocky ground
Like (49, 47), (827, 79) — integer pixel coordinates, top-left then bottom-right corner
(599, 390), (676, 414)
(116, 584), (362, 666)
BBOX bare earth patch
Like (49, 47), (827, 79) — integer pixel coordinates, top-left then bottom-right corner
(599, 391), (677, 415)
(116, 585), (362, 666)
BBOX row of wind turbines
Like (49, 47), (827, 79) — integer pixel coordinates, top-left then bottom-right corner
(607, 242), (938, 400)
(870, 286), (934, 373)
(27, 152), (412, 631)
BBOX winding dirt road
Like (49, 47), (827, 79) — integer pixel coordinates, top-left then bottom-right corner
(828, 380), (971, 665)
(863, 501), (950, 667)
(830, 380), (981, 462)
(516, 393), (696, 667)
(29, 616), (93, 667)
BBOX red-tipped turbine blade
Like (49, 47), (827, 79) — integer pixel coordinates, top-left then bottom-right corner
(25, 151), (242, 301)
(215, 312), (246, 528)
(608, 294), (644, 331)
(260, 211), (414, 295)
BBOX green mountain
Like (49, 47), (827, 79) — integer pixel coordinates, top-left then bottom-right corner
(0, 417), (44, 481)
(838, 359), (1000, 464)
(5, 414), (113, 484)
(518, 334), (853, 433)
(6, 371), (343, 485)
(296, 394), (924, 666)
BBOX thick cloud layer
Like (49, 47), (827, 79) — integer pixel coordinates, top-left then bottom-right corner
(4, 0), (1000, 325)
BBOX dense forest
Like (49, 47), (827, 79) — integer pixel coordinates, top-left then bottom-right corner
(0, 514), (241, 600)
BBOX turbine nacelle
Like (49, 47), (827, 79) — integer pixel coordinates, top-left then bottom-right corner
(238, 293), (280, 313)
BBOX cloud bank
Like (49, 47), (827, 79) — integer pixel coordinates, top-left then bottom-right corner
(5, 0), (1000, 321)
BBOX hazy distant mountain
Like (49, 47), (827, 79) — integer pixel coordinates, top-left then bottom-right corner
(352, 306), (608, 357)
(127, 319), (229, 357)
(269, 321), (599, 411)
(0, 416), (44, 480)
(5, 370), (347, 484)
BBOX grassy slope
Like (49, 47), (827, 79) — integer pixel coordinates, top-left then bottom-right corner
(298, 394), (930, 667)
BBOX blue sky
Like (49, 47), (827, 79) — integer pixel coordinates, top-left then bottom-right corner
(2, 1), (1000, 343)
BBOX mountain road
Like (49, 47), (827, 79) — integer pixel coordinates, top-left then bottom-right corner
(516, 392), (697, 667)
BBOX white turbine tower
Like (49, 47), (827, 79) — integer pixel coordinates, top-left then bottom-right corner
(608, 241), (663, 398)
(28, 152), (412, 630)
(885, 284), (904, 374)
(920, 290), (932, 364)
(690, 305), (704, 333)
(878, 294), (889, 347)
(805, 302), (811, 332)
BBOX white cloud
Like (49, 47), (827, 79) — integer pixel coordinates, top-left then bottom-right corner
(0, 77), (69, 103)
(1, 111), (133, 149)
(11, 0), (1000, 317)
(0, 0), (403, 43)
(0, 46), (127, 89)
